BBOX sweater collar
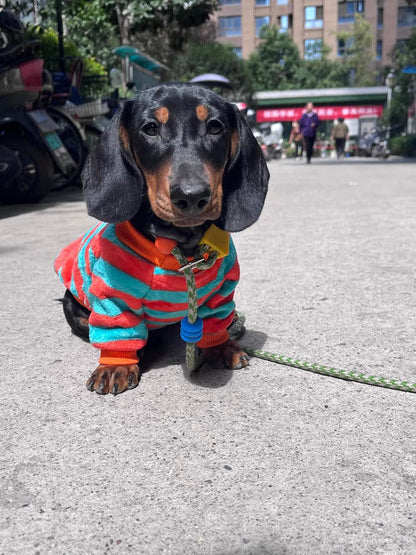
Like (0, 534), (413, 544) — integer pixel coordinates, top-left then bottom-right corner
(116, 221), (183, 271)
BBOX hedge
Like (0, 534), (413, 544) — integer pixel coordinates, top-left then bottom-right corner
(388, 135), (416, 157)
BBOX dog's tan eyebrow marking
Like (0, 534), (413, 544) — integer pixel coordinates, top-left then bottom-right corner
(119, 125), (130, 150)
(155, 107), (169, 124)
(196, 105), (209, 121)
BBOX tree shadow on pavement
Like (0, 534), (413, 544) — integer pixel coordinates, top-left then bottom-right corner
(0, 186), (84, 220)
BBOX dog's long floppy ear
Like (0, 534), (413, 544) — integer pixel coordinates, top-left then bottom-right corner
(219, 107), (269, 233)
(82, 101), (144, 223)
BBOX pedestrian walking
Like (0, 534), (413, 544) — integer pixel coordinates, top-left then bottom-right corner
(289, 121), (304, 160)
(331, 117), (349, 159)
(299, 102), (320, 163)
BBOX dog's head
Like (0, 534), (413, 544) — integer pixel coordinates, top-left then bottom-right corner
(82, 83), (269, 233)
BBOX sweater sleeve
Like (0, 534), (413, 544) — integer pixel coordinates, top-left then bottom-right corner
(196, 243), (240, 349)
(86, 240), (151, 365)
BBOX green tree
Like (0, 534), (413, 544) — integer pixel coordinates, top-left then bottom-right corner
(37, 0), (219, 68)
(382, 27), (416, 132)
(293, 40), (350, 89)
(294, 58), (350, 89)
(337, 13), (376, 86)
(172, 41), (254, 103)
(247, 26), (302, 90)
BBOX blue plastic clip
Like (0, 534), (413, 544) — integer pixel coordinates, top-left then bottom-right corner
(180, 317), (203, 343)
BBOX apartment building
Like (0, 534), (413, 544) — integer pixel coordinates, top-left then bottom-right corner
(215, 0), (416, 65)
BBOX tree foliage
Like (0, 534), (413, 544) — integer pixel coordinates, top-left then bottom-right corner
(337, 13), (376, 86)
(36, 0), (219, 68)
(247, 26), (350, 91)
(381, 27), (416, 132)
(247, 26), (301, 90)
(172, 41), (254, 103)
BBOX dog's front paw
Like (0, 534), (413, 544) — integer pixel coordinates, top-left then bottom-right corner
(86, 364), (141, 395)
(201, 339), (249, 370)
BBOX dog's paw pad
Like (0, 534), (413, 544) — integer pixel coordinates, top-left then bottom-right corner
(86, 364), (141, 395)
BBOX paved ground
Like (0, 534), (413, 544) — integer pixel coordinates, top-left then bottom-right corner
(1, 157), (415, 555)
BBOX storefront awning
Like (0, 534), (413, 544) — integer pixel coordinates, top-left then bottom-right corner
(257, 105), (383, 122)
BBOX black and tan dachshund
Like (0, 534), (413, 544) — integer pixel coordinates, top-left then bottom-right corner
(55, 83), (269, 395)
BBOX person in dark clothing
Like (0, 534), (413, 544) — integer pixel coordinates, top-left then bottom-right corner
(299, 102), (320, 163)
(331, 117), (349, 159)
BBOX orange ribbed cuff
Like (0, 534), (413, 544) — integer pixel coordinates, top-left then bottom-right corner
(99, 350), (139, 365)
(197, 329), (229, 349)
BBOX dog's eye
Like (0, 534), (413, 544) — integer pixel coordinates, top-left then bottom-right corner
(141, 122), (159, 136)
(206, 120), (224, 135)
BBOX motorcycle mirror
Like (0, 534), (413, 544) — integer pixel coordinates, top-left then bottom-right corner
(109, 68), (124, 89)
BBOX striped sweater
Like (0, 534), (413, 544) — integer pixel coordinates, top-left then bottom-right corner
(54, 221), (239, 365)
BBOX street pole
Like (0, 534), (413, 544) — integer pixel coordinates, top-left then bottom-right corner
(55, 0), (66, 74)
(385, 71), (396, 111)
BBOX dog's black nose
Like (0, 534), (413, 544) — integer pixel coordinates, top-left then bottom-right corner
(170, 183), (211, 215)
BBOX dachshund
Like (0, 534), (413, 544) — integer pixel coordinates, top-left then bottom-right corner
(55, 83), (269, 395)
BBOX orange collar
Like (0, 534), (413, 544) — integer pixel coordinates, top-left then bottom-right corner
(116, 221), (183, 271)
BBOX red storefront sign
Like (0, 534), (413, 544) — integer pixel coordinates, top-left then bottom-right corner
(256, 105), (384, 122)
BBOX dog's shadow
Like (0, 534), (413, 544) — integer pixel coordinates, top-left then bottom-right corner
(141, 326), (268, 389)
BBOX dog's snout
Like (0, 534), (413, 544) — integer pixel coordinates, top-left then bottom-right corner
(170, 182), (211, 215)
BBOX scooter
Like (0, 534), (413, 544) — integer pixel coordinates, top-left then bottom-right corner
(0, 144), (21, 186)
(0, 10), (80, 203)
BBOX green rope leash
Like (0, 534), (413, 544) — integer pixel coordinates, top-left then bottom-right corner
(172, 246), (416, 393)
(244, 348), (416, 393)
(172, 244), (219, 372)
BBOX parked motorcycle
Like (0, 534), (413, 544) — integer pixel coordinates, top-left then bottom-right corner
(358, 127), (390, 159)
(266, 140), (283, 160)
(0, 144), (21, 186)
(0, 10), (82, 203)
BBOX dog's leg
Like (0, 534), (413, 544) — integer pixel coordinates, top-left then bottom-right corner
(62, 290), (141, 395)
(201, 339), (249, 370)
(62, 290), (90, 341)
(86, 365), (141, 395)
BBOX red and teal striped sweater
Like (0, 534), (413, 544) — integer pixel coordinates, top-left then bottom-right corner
(54, 221), (239, 365)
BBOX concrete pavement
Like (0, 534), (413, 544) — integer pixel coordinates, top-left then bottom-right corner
(1, 157), (415, 554)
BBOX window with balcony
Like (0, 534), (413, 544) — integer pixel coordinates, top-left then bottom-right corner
(305, 6), (323, 29)
(337, 37), (354, 56)
(278, 14), (292, 33)
(376, 40), (382, 61)
(218, 0), (241, 5)
(256, 15), (270, 37)
(398, 7), (416, 27)
(218, 16), (242, 37)
(304, 39), (323, 60)
(338, 1), (364, 24)
(256, 0), (270, 6)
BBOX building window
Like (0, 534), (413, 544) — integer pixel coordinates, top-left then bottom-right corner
(256, 0), (270, 6)
(398, 7), (416, 27)
(337, 37), (354, 56)
(218, 0), (241, 5)
(338, 1), (364, 24)
(256, 16), (270, 37)
(278, 14), (292, 32)
(305, 6), (323, 29)
(377, 7), (383, 29)
(277, 0), (288, 4)
(218, 16), (242, 37)
(304, 39), (323, 60)
(376, 40), (382, 61)
(233, 47), (242, 58)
